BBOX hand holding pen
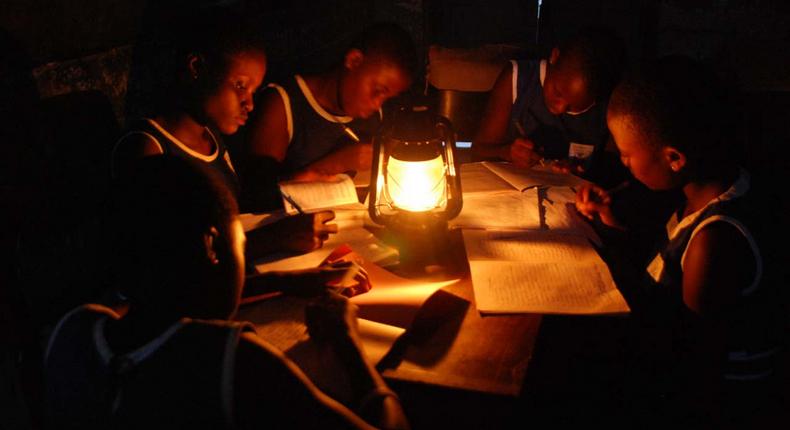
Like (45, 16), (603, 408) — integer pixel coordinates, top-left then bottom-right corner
(509, 119), (546, 169)
(574, 181), (629, 229)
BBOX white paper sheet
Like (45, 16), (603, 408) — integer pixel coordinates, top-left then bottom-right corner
(350, 257), (459, 329)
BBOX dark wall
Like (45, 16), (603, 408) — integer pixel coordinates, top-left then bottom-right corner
(1, 0), (789, 120)
(0, 0), (143, 65)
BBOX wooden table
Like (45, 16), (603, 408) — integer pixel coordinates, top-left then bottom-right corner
(373, 227), (541, 397)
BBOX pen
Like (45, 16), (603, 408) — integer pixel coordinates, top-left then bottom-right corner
(512, 119), (547, 167)
(281, 191), (304, 214)
(340, 123), (361, 143)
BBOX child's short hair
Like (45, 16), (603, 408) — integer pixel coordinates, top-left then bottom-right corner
(609, 55), (729, 160)
(557, 26), (627, 102)
(178, 5), (267, 83)
(110, 155), (238, 305)
(348, 21), (418, 81)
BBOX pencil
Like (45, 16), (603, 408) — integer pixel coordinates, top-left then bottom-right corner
(281, 191), (304, 214)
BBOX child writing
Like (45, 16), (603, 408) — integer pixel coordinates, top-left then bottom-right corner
(45, 156), (408, 429)
(575, 56), (786, 427)
(234, 21), (417, 211)
(473, 27), (627, 185)
(112, 6), (337, 256)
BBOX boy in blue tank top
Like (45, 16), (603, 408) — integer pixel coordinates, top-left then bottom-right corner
(575, 56), (787, 428)
(235, 22), (416, 211)
(474, 27), (627, 186)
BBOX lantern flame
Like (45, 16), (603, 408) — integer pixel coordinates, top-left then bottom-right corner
(386, 155), (446, 212)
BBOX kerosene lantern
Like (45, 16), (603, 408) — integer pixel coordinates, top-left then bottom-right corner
(368, 105), (463, 268)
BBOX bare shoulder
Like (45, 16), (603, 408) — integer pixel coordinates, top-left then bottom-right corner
(682, 220), (756, 313)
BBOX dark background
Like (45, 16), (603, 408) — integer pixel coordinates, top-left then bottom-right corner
(2, 0), (789, 117)
(2, 1), (788, 429)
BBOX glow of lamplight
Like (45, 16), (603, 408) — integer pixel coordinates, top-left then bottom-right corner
(386, 154), (446, 212)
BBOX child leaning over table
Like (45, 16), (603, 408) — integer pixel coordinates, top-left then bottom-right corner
(574, 55), (787, 428)
(472, 26), (628, 186)
(112, 4), (338, 261)
(44, 156), (409, 430)
(231, 21), (417, 212)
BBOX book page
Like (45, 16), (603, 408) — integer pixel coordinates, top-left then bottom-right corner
(469, 260), (628, 314)
(459, 162), (518, 194)
(450, 188), (542, 230)
(462, 229), (629, 315)
(279, 174), (360, 214)
(463, 230), (598, 262)
(482, 161), (585, 190)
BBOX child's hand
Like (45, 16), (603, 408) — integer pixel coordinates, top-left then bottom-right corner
(322, 260), (371, 297)
(281, 261), (371, 298)
(304, 293), (359, 343)
(574, 183), (621, 228)
(277, 211), (338, 253)
(508, 137), (543, 169)
(550, 158), (585, 176)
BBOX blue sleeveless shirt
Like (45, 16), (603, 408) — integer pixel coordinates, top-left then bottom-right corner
(645, 169), (783, 382)
(112, 118), (239, 197)
(267, 75), (381, 172)
(44, 304), (254, 429)
(509, 60), (609, 161)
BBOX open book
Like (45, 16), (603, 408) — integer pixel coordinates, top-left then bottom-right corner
(451, 161), (588, 231)
(463, 229), (629, 315)
(481, 161), (585, 190)
(279, 173), (361, 214)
